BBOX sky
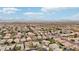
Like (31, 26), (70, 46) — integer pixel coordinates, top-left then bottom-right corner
(0, 7), (79, 22)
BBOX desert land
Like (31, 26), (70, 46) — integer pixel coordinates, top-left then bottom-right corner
(0, 22), (79, 51)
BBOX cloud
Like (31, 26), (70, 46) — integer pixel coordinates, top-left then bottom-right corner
(24, 12), (43, 16)
(23, 12), (45, 20)
(0, 7), (19, 14)
(23, 12), (44, 18)
(41, 7), (62, 15)
(41, 7), (57, 12)
(41, 7), (70, 13)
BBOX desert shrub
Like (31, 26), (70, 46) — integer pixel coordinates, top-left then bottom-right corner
(11, 41), (16, 44)
(4, 41), (9, 45)
(48, 38), (56, 44)
(14, 45), (21, 51)
(60, 31), (62, 33)
(71, 39), (75, 42)
(74, 34), (77, 38)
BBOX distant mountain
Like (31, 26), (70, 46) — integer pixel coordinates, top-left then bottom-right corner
(0, 19), (79, 24)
